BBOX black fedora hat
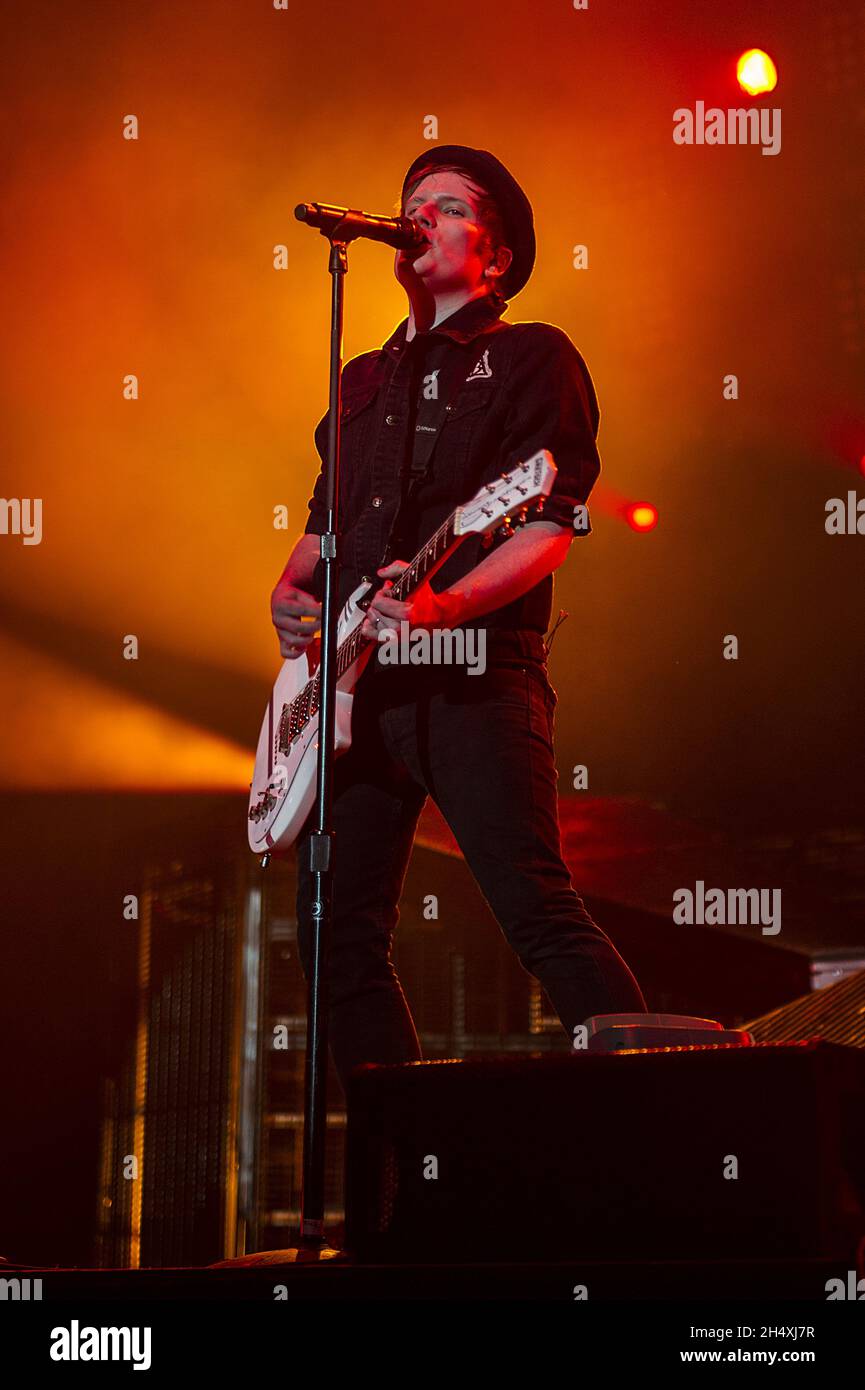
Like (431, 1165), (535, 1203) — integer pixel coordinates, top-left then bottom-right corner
(401, 144), (536, 298)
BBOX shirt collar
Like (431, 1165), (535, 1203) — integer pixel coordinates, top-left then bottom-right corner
(382, 293), (507, 357)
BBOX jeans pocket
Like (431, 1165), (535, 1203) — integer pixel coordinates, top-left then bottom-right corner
(542, 680), (558, 732)
(483, 662), (532, 708)
(522, 669), (557, 751)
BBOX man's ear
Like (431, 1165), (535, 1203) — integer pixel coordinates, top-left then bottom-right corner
(486, 245), (514, 280)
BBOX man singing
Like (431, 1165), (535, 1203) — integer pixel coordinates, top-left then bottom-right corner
(271, 144), (646, 1093)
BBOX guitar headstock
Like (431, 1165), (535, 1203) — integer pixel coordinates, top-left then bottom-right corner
(454, 449), (557, 538)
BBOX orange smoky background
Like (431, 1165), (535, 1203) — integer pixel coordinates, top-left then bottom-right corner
(0, 0), (862, 827)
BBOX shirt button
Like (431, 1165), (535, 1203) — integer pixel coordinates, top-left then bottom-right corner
(371, 496), (383, 508)
(385, 414), (398, 425)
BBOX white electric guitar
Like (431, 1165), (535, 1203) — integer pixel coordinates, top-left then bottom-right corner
(248, 449), (556, 856)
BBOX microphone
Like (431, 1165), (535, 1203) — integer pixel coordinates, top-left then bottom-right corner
(294, 202), (428, 251)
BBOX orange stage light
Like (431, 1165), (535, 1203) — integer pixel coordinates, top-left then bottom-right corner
(627, 503), (658, 532)
(736, 49), (778, 96)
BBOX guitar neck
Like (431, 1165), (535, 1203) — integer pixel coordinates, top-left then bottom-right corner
(332, 508), (464, 681)
(389, 511), (462, 600)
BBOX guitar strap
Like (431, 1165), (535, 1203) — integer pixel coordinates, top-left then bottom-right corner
(381, 319), (515, 568)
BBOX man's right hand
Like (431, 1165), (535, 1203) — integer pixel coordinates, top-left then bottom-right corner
(271, 579), (321, 661)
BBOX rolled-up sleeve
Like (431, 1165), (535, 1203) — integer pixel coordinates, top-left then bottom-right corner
(499, 325), (601, 536)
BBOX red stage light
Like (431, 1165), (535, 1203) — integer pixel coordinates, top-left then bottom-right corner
(627, 503), (658, 532)
(736, 49), (778, 96)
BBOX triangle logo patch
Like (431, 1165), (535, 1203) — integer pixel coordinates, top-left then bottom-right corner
(465, 348), (493, 381)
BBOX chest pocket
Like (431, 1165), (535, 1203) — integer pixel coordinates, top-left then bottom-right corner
(442, 379), (498, 423)
(337, 383), (382, 491)
(340, 382), (380, 423)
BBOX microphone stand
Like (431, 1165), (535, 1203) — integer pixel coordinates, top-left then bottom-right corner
(258, 208), (420, 1264)
(241, 236), (345, 1268)
(293, 229), (348, 1257)
(296, 215), (383, 1258)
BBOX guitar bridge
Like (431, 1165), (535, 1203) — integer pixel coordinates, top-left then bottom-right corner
(248, 788), (277, 822)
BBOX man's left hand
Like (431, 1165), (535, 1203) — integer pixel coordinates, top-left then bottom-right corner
(360, 561), (460, 640)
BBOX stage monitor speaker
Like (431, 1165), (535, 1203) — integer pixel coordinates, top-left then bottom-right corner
(344, 1041), (865, 1265)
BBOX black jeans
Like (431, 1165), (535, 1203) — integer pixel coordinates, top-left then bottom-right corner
(295, 636), (646, 1093)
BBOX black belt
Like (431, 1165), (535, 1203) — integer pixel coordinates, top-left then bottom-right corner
(483, 628), (548, 664)
(368, 626), (549, 682)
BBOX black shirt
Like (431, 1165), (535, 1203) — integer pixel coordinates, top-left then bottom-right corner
(303, 291), (601, 637)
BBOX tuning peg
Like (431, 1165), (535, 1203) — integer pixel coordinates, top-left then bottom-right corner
(498, 520), (515, 539)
